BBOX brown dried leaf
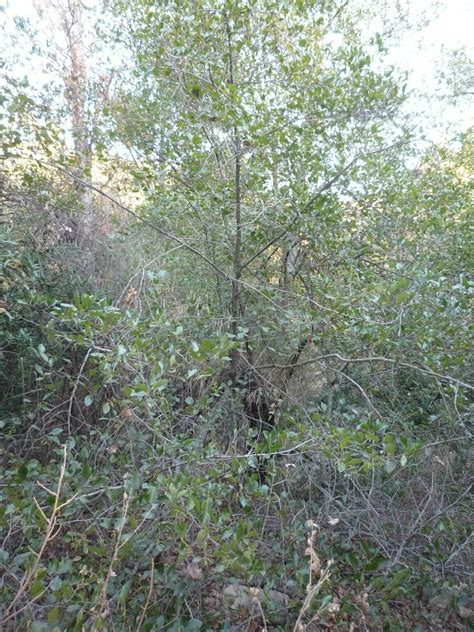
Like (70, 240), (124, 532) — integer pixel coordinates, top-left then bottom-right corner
(185, 562), (203, 580)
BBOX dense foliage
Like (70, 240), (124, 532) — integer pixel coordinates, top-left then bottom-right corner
(0, 1), (472, 630)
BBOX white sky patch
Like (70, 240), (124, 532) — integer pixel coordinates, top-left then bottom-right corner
(387, 0), (473, 142)
(1, 0), (472, 145)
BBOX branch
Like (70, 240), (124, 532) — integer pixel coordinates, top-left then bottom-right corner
(41, 161), (230, 281)
(241, 141), (406, 271)
(136, 558), (155, 632)
(1, 445), (70, 625)
(66, 346), (91, 435)
(255, 353), (473, 391)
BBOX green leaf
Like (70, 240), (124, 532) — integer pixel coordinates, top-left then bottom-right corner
(30, 580), (44, 597)
(84, 395), (93, 407)
(119, 579), (132, 606)
(365, 555), (385, 571)
(185, 619), (203, 631)
(200, 338), (215, 353)
(48, 607), (60, 624)
(390, 278), (410, 293)
(395, 291), (412, 304)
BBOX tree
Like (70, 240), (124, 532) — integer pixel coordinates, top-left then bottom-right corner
(107, 0), (408, 375)
(32, 0), (95, 227)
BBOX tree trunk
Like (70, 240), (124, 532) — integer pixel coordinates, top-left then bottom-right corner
(226, 14), (243, 373)
(59, 0), (92, 223)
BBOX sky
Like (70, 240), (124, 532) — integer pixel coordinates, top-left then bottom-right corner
(395, 1), (472, 81)
(346, 0), (473, 145)
(1, 0), (473, 144)
(387, 0), (473, 141)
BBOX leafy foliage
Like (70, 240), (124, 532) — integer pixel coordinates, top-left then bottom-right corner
(0, 1), (473, 630)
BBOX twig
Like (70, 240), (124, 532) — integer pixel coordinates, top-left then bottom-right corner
(255, 353), (473, 391)
(136, 558), (155, 632)
(94, 489), (131, 624)
(444, 531), (473, 568)
(241, 141), (406, 271)
(293, 521), (333, 632)
(251, 589), (268, 632)
(41, 161), (229, 281)
(1, 445), (69, 626)
(67, 347), (92, 434)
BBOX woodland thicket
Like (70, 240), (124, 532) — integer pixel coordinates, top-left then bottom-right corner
(0, 1), (473, 630)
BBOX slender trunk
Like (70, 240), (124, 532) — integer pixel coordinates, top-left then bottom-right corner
(231, 135), (242, 339)
(226, 15), (243, 371)
(60, 0), (92, 220)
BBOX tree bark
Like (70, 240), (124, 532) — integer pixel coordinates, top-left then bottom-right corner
(58, 0), (93, 220)
(225, 14), (243, 373)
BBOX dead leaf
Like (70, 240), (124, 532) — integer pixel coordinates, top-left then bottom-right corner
(186, 562), (203, 580)
(123, 287), (138, 307)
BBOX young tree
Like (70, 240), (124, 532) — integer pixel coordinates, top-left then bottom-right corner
(107, 0), (408, 375)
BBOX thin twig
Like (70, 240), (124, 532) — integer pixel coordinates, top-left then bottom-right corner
(1, 445), (69, 625)
(94, 489), (131, 623)
(67, 347), (92, 434)
(136, 558), (155, 632)
(255, 353), (473, 391)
